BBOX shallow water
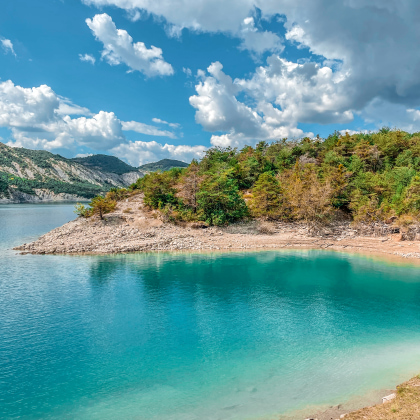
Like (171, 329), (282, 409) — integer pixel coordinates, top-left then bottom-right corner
(1, 204), (420, 419)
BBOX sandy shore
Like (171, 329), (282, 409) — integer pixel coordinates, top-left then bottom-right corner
(13, 194), (420, 262)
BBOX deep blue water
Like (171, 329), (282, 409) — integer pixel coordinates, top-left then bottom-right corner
(1, 204), (420, 419)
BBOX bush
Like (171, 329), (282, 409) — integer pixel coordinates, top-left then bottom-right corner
(196, 169), (248, 226)
(89, 196), (117, 220)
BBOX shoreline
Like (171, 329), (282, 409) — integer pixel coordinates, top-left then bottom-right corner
(13, 195), (420, 261)
(300, 374), (420, 420)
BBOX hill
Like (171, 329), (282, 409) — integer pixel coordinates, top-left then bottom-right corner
(133, 129), (420, 230)
(71, 154), (137, 175)
(0, 143), (144, 203)
(139, 158), (188, 172)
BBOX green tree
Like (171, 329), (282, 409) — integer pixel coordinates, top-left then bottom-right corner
(248, 172), (283, 218)
(196, 169), (248, 225)
(89, 196), (117, 220)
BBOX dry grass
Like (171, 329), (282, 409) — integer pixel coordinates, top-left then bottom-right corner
(344, 376), (420, 420)
(257, 221), (276, 235)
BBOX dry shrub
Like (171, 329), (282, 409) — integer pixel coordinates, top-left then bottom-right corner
(190, 221), (208, 229)
(257, 221), (276, 235)
(279, 163), (335, 233)
(123, 208), (132, 214)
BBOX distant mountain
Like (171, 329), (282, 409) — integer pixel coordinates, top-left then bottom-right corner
(139, 158), (189, 172)
(71, 154), (137, 175)
(0, 143), (144, 203)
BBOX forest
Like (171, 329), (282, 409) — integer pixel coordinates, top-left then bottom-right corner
(82, 129), (420, 227)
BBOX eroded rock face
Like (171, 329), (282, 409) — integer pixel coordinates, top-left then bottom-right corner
(0, 189), (86, 204)
(0, 142), (144, 203)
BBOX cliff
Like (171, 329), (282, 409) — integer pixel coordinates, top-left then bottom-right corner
(0, 142), (144, 203)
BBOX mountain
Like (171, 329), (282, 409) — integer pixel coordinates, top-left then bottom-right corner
(71, 154), (137, 175)
(0, 142), (144, 203)
(139, 158), (189, 172)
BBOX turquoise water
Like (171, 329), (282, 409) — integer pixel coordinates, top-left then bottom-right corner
(2, 204), (420, 419)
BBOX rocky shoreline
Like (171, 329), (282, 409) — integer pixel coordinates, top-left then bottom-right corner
(13, 194), (420, 261)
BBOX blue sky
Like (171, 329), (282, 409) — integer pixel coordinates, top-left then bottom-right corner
(1, 0), (420, 165)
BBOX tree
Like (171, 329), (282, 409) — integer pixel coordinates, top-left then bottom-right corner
(248, 172), (283, 219)
(196, 169), (248, 226)
(280, 163), (334, 225)
(175, 160), (203, 211)
(401, 175), (420, 215)
(89, 196), (117, 220)
(140, 169), (181, 209)
(74, 203), (92, 218)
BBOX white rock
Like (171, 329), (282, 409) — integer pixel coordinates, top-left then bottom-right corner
(382, 393), (396, 403)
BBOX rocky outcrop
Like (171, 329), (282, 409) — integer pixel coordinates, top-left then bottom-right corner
(0, 189), (86, 204)
(0, 142), (144, 203)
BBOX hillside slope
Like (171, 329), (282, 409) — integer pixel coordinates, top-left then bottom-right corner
(139, 158), (188, 172)
(0, 143), (144, 203)
(71, 154), (137, 175)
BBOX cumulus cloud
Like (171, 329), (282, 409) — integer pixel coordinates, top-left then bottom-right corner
(189, 60), (333, 147)
(79, 53), (96, 64)
(238, 17), (283, 55)
(86, 13), (174, 77)
(82, 0), (283, 56)
(0, 80), (199, 160)
(1, 38), (16, 56)
(82, 0), (254, 33)
(111, 141), (206, 166)
(81, 0), (420, 133)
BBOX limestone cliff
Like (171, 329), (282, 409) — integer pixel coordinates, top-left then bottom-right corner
(0, 142), (144, 203)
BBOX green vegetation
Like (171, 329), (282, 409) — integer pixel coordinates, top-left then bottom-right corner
(71, 154), (137, 175)
(138, 158), (189, 172)
(0, 171), (104, 198)
(128, 129), (420, 226)
(75, 188), (129, 219)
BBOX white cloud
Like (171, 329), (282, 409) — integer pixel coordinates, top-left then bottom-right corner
(122, 120), (177, 138)
(1, 38), (16, 56)
(82, 0), (254, 33)
(79, 53), (96, 64)
(75, 153), (94, 158)
(239, 17), (283, 55)
(86, 13), (174, 77)
(111, 140), (206, 166)
(0, 80), (60, 128)
(152, 118), (181, 129)
(0, 80), (190, 158)
(57, 99), (92, 116)
(183, 67), (192, 78)
(81, 0), (420, 132)
(189, 60), (340, 148)
(82, 0), (283, 56)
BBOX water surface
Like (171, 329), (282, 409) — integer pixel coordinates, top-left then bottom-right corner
(1, 204), (420, 419)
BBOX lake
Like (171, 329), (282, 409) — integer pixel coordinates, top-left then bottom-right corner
(1, 204), (420, 419)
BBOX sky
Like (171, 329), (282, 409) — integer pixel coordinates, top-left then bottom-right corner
(1, 0), (420, 166)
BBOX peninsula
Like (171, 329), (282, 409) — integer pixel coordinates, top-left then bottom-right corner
(15, 129), (420, 260)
